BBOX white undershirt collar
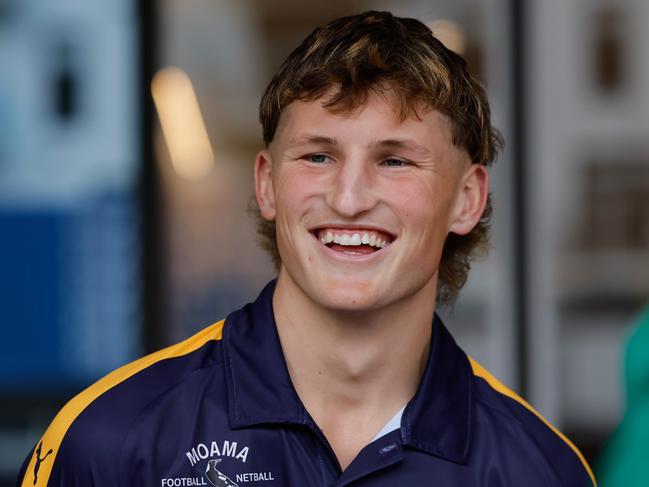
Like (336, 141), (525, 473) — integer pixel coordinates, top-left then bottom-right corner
(372, 405), (406, 441)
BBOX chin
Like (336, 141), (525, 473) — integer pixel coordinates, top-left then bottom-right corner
(308, 274), (385, 312)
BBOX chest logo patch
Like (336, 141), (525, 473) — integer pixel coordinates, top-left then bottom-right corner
(161, 439), (276, 486)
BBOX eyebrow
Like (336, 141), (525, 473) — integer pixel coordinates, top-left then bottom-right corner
(376, 138), (432, 156)
(286, 134), (431, 155)
(286, 134), (337, 146)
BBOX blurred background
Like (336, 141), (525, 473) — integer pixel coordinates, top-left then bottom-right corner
(1, 0), (648, 484)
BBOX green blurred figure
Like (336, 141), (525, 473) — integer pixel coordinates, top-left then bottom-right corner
(597, 305), (649, 486)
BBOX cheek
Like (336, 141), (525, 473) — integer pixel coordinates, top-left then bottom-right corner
(272, 172), (322, 249)
(388, 180), (437, 222)
(274, 182), (315, 219)
(389, 179), (454, 244)
(274, 166), (328, 215)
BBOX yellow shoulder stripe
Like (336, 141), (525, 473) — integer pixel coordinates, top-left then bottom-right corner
(468, 357), (596, 486)
(22, 320), (225, 487)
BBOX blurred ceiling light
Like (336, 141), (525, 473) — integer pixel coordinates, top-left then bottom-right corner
(428, 20), (466, 55)
(152, 67), (214, 180)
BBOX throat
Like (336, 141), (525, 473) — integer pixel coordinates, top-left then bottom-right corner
(311, 401), (407, 472)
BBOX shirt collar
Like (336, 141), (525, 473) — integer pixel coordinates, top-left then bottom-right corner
(222, 280), (473, 464)
(400, 313), (474, 463)
(222, 280), (307, 427)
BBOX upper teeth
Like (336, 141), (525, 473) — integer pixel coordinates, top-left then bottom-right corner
(318, 231), (389, 249)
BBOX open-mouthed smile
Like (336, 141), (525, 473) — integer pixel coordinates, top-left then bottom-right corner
(311, 227), (395, 256)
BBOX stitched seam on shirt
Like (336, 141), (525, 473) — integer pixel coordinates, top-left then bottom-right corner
(311, 416), (328, 487)
(224, 322), (240, 421)
(304, 418), (328, 487)
(318, 447), (327, 487)
(473, 391), (563, 487)
(401, 402), (412, 443)
(463, 359), (474, 460)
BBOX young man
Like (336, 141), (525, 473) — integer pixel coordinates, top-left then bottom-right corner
(18, 11), (595, 487)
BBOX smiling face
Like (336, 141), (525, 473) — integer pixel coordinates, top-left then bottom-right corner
(255, 90), (488, 314)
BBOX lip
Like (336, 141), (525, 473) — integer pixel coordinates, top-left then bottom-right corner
(310, 233), (390, 262)
(308, 225), (396, 263)
(308, 223), (397, 242)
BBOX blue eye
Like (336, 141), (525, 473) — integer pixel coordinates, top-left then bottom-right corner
(306, 154), (331, 164)
(382, 158), (407, 167)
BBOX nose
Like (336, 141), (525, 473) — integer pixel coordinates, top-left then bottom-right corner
(326, 158), (378, 217)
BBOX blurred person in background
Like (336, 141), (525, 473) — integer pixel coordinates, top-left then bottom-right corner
(17, 11), (595, 486)
(596, 305), (649, 486)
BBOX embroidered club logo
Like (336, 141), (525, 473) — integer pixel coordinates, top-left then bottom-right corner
(161, 439), (276, 486)
(205, 459), (238, 487)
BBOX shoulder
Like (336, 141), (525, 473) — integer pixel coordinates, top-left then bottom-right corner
(467, 357), (596, 487)
(18, 320), (225, 487)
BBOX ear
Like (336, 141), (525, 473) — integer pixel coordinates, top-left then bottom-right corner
(254, 149), (276, 221)
(448, 164), (489, 235)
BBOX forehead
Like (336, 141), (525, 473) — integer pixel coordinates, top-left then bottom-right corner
(272, 91), (456, 152)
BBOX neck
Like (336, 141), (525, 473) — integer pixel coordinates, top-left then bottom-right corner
(272, 270), (436, 469)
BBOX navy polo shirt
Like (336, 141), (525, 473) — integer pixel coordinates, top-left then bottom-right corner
(18, 281), (595, 486)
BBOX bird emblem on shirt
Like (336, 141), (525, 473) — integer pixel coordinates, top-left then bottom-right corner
(205, 459), (239, 487)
